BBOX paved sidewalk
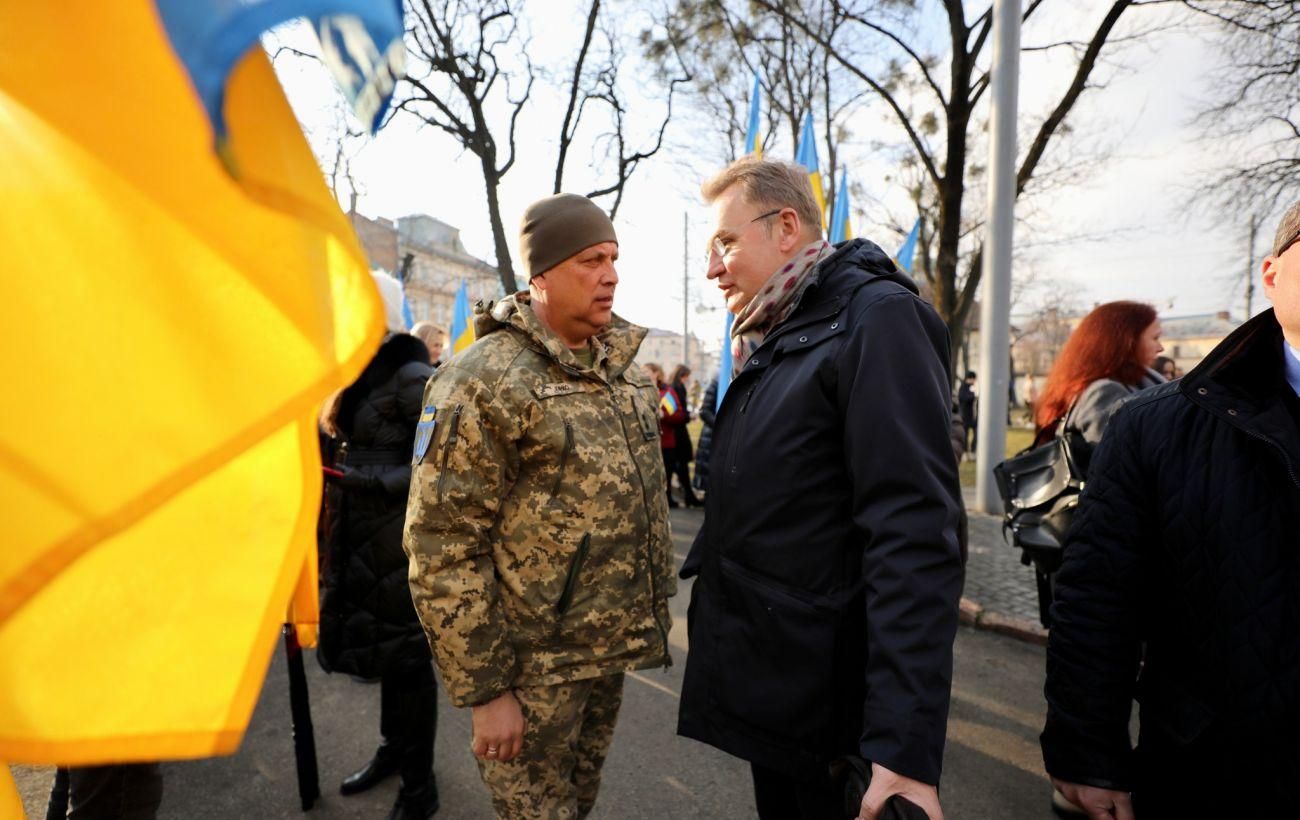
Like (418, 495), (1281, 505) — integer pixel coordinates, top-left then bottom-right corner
(960, 489), (1048, 643)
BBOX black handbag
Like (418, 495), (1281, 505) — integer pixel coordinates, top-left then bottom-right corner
(828, 756), (931, 819)
(992, 418), (1090, 626)
(992, 428), (1088, 556)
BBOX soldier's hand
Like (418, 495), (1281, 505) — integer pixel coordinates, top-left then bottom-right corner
(471, 691), (526, 763)
(859, 762), (943, 819)
(1051, 777), (1134, 820)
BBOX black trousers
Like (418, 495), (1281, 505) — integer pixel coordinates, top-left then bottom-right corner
(46, 764), (163, 820)
(751, 762), (840, 820)
(661, 448), (698, 503)
(381, 660), (438, 789)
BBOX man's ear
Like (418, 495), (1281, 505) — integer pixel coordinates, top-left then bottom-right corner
(778, 209), (803, 253)
(1261, 256), (1278, 297)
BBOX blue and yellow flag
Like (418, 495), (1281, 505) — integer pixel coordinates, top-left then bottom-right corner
(795, 112), (827, 227)
(0, 0), (399, 771)
(829, 167), (853, 244)
(743, 73), (763, 157)
(896, 217), (921, 273)
(660, 389), (682, 417)
(451, 280), (476, 354)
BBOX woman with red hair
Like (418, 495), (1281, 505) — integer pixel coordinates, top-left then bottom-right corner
(1035, 300), (1166, 453)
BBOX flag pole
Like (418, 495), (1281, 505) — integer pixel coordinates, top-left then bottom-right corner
(974, 0), (1020, 513)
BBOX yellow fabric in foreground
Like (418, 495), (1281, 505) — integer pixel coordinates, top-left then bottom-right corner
(0, 1), (381, 765)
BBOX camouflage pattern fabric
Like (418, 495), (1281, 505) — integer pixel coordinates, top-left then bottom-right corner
(403, 292), (675, 708)
(475, 674), (625, 820)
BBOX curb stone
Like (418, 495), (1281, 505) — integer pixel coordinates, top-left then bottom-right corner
(959, 596), (1048, 646)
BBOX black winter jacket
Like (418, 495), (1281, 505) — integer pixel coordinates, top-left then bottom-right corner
(677, 239), (964, 785)
(1042, 310), (1300, 813)
(319, 333), (435, 679)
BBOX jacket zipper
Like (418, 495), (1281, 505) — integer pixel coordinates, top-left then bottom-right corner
(550, 421), (575, 499)
(435, 404), (464, 502)
(556, 532), (591, 615)
(608, 383), (672, 667)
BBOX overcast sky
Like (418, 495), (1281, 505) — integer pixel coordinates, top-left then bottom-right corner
(270, 3), (1285, 345)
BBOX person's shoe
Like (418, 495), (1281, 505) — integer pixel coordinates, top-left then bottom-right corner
(667, 498), (680, 508)
(684, 495), (704, 508)
(339, 744), (400, 796)
(386, 778), (440, 820)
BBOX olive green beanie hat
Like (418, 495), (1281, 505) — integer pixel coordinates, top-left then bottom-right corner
(518, 193), (617, 279)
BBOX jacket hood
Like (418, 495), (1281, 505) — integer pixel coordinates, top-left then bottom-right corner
(819, 238), (921, 297)
(336, 332), (431, 437)
(473, 291), (647, 379)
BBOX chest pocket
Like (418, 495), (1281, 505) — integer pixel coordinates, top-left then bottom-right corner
(621, 370), (660, 441)
(530, 381), (597, 502)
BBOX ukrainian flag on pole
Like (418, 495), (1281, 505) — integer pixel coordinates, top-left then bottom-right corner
(0, 0), (399, 775)
(450, 280), (477, 354)
(743, 73), (763, 157)
(718, 73), (764, 410)
(795, 112), (826, 228)
(829, 167), (853, 244)
(896, 217), (921, 273)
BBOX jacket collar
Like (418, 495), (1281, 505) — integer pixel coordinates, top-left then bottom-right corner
(474, 291), (646, 381)
(730, 239), (920, 373)
(1182, 309), (1300, 488)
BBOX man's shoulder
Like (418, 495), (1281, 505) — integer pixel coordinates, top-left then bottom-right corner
(1105, 380), (1192, 440)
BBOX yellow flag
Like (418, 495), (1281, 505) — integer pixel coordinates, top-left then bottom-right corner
(0, 2), (382, 766)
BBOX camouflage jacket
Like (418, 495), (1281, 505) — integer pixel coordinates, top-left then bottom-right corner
(403, 293), (676, 707)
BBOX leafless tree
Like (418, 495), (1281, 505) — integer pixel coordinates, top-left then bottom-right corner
(1185, 1), (1300, 217)
(393, 0), (534, 293)
(556, 2), (691, 219)
(695, 0), (1169, 364)
(393, 1), (687, 293)
(643, 0), (869, 211)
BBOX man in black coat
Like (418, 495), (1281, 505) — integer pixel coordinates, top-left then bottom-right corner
(1042, 201), (1300, 818)
(677, 157), (963, 819)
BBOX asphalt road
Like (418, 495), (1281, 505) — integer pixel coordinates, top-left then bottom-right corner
(16, 508), (1059, 819)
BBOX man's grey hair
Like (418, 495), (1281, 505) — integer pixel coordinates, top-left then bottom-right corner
(701, 156), (824, 239)
(1273, 200), (1300, 256)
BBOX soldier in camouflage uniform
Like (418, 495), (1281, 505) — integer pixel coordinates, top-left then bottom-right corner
(403, 193), (675, 820)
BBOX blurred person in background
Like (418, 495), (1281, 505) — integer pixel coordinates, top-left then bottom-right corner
(668, 364), (702, 507)
(318, 272), (440, 819)
(693, 376), (719, 495)
(957, 371), (978, 459)
(1033, 301), (1166, 459)
(411, 322), (447, 367)
(1154, 355), (1176, 382)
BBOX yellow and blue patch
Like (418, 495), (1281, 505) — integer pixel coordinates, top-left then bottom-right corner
(412, 405), (437, 465)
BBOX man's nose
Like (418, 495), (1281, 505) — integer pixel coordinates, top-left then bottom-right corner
(705, 250), (724, 280)
(603, 262), (619, 285)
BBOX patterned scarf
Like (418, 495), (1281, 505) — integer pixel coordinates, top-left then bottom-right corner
(730, 239), (834, 376)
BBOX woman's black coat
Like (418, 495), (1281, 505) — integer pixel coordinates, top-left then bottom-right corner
(319, 333), (434, 679)
(677, 239), (964, 786)
(1042, 310), (1300, 812)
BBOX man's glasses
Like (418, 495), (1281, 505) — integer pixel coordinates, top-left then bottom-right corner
(705, 209), (782, 263)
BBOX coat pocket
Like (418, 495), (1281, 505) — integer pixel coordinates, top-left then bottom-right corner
(556, 532), (592, 616)
(710, 556), (838, 744)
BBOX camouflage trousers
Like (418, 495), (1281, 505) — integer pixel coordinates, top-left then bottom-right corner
(475, 673), (625, 820)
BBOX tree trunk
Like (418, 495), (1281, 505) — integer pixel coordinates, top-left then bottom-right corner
(481, 160), (517, 294)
